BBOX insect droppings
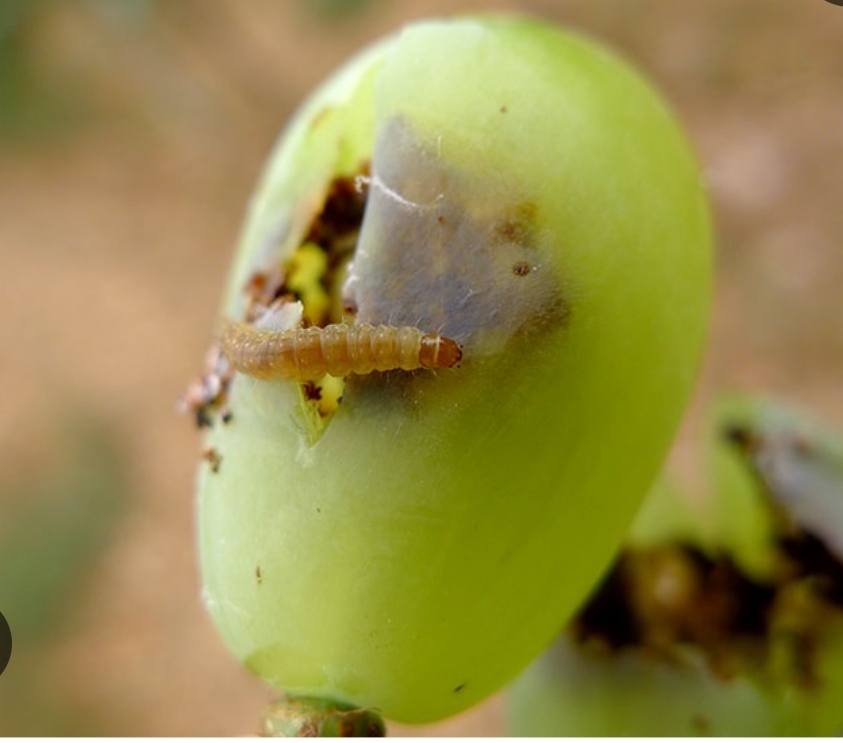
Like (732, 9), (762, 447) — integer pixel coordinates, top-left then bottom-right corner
(179, 346), (233, 428)
(220, 320), (462, 382)
(512, 261), (531, 277)
(202, 445), (223, 473)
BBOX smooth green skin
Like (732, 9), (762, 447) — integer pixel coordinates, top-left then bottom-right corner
(508, 396), (843, 736)
(509, 635), (843, 737)
(198, 17), (711, 723)
(509, 636), (786, 737)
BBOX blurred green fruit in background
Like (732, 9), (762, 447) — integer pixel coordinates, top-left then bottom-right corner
(509, 396), (843, 736)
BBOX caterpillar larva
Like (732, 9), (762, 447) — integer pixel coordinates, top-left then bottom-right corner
(220, 320), (462, 381)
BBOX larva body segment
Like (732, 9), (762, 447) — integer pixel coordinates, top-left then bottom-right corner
(220, 320), (461, 381)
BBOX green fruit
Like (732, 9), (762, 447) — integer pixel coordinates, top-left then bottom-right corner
(195, 15), (711, 724)
(509, 396), (843, 736)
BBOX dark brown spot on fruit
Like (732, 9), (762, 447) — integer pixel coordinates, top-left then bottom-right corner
(512, 261), (531, 277)
(303, 381), (322, 401)
(201, 445), (222, 473)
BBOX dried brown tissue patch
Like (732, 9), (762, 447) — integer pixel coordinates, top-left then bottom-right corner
(491, 205), (535, 246)
(512, 261), (531, 277)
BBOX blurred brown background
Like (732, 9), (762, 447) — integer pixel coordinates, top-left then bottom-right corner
(0, 0), (841, 735)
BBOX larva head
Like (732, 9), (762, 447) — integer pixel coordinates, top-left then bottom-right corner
(419, 334), (462, 370)
(197, 16), (711, 725)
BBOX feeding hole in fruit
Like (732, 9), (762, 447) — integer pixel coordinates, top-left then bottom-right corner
(569, 421), (843, 692)
(185, 167), (371, 427)
(211, 158), (466, 438)
(572, 545), (776, 672)
(187, 116), (570, 438)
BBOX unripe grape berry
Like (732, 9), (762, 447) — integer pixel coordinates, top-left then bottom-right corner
(194, 15), (711, 724)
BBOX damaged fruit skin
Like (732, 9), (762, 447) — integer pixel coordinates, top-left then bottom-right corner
(197, 16), (711, 724)
(508, 396), (843, 736)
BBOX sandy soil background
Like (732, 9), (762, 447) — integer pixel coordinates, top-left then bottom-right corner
(0, 0), (841, 735)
